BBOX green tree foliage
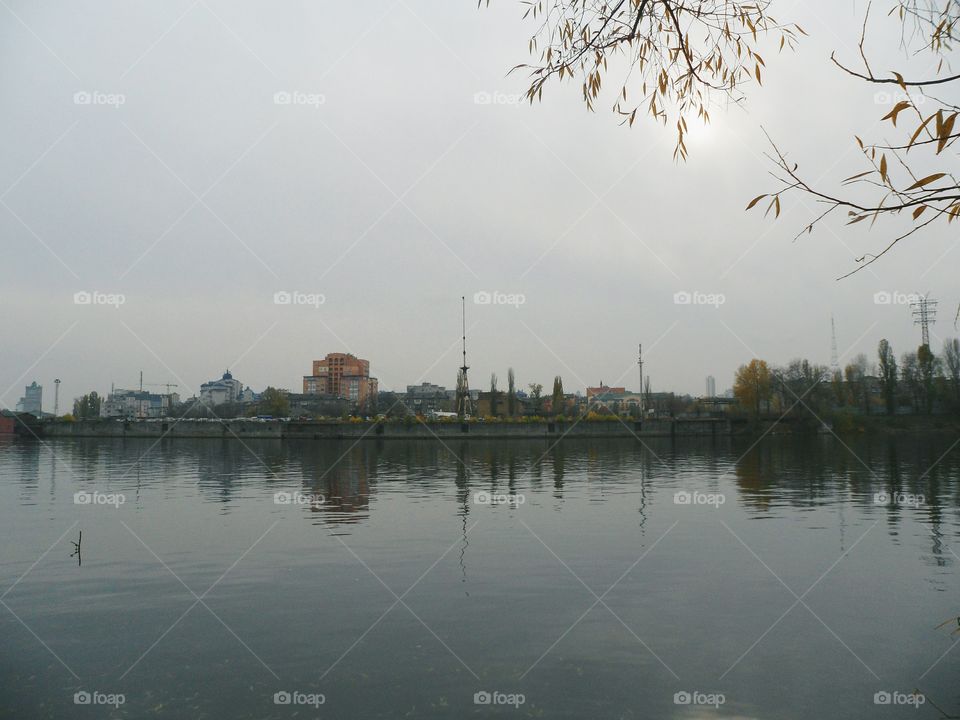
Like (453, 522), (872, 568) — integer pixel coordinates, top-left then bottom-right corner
(878, 339), (898, 415)
(72, 392), (102, 420)
(258, 387), (290, 418)
(551, 376), (564, 417)
(507, 368), (517, 417)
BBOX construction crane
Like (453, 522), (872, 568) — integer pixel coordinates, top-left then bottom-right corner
(144, 382), (179, 395)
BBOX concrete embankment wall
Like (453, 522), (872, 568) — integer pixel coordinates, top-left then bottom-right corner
(41, 418), (730, 440)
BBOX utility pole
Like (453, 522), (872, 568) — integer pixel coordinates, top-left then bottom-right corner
(638, 344), (644, 417)
(911, 293), (938, 348)
(830, 315), (840, 377)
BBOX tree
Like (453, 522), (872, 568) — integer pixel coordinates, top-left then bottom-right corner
(551, 376), (564, 417)
(489, 373), (500, 417)
(258, 387), (290, 418)
(505, 0), (802, 159)
(72, 391), (101, 420)
(750, 3), (960, 276)
(878, 339), (898, 415)
(734, 359), (773, 420)
(901, 352), (921, 412)
(528, 383), (544, 414)
(943, 338), (960, 405)
(507, 368), (517, 417)
(918, 344), (939, 413)
(843, 354), (870, 414)
(500, 1), (958, 274)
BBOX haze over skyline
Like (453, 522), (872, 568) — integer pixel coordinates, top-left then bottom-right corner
(1, 0), (954, 410)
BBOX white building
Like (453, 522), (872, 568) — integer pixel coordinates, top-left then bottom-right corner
(200, 370), (256, 406)
(101, 389), (179, 419)
(706, 376), (716, 398)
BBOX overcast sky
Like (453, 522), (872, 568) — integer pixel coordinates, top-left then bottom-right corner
(0, 1), (955, 409)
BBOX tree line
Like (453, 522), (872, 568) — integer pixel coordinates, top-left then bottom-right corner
(734, 337), (960, 422)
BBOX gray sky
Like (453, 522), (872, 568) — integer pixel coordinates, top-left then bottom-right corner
(0, 1), (955, 409)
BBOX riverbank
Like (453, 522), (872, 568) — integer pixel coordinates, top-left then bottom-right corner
(38, 417), (731, 440)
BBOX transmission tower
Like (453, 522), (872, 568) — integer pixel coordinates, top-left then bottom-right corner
(830, 315), (840, 376)
(911, 293), (938, 347)
(456, 296), (472, 418)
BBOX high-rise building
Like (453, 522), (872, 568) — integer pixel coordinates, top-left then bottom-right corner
(15, 382), (42, 415)
(303, 353), (378, 405)
(706, 376), (716, 398)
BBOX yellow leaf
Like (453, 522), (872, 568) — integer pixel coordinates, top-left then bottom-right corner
(906, 173), (946, 190)
(745, 194), (767, 210)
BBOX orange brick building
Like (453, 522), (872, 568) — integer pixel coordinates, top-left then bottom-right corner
(303, 353), (378, 405)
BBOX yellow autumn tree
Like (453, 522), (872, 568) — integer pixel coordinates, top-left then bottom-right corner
(734, 359), (773, 419)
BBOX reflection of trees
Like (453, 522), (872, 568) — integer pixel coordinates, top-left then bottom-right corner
(733, 435), (960, 547)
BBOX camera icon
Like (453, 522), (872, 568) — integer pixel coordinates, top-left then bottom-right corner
(873, 92), (892, 105)
(74, 291), (92, 305)
(273, 91), (292, 105)
(74, 691), (92, 704)
(274, 691), (292, 705)
(473, 291), (492, 305)
(473, 491), (491, 505)
(874, 691), (892, 705)
(674, 691), (692, 705)
(473, 92), (492, 105)
(673, 491), (692, 505)
(873, 291), (892, 305)
(73, 91), (92, 105)
(474, 691), (492, 705)
(74, 491), (92, 505)
(673, 291), (692, 305)
(274, 491), (293, 505)
(873, 492), (889, 505)
(273, 291), (292, 305)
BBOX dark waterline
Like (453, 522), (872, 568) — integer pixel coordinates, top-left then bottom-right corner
(1, 434), (959, 718)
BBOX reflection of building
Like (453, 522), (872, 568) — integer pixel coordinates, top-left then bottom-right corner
(200, 370), (256, 406)
(706, 376), (716, 397)
(15, 382), (42, 415)
(303, 353), (377, 404)
(101, 389), (179, 419)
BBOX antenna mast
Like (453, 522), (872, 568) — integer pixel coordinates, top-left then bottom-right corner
(456, 296), (472, 417)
